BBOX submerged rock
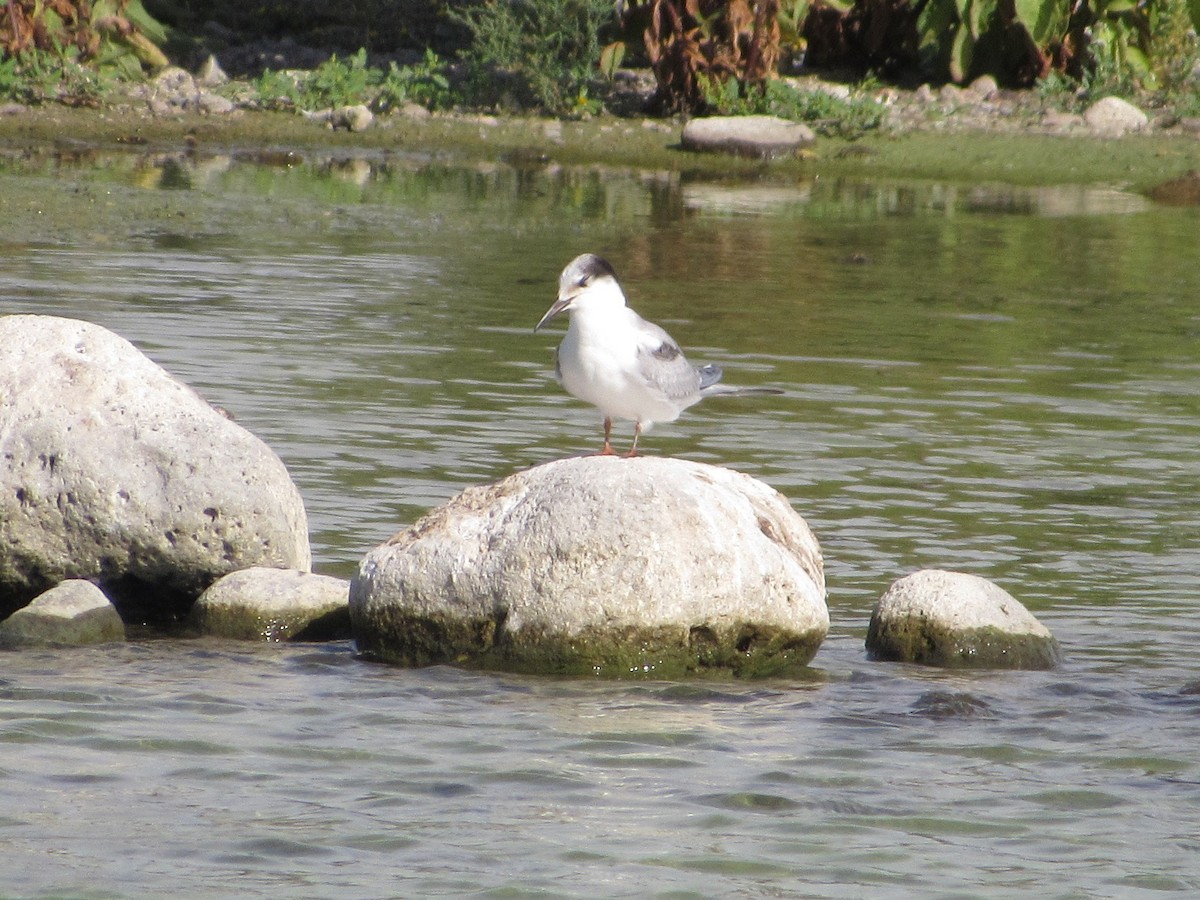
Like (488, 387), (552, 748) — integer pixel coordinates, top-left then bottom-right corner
(681, 115), (815, 159)
(350, 456), (828, 678)
(0, 314), (312, 625)
(1148, 170), (1200, 206)
(866, 569), (1061, 669)
(0, 580), (124, 648)
(189, 568), (350, 642)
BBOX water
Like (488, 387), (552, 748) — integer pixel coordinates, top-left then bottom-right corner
(2, 148), (1200, 896)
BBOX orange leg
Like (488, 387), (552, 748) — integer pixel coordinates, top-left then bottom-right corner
(625, 422), (643, 458)
(598, 417), (616, 456)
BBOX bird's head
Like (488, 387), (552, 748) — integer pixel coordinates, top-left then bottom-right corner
(534, 253), (624, 332)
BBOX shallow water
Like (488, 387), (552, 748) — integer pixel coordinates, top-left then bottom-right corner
(2, 148), (1200, 896)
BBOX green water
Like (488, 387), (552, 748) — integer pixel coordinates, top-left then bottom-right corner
(2, 147), (1199, 896)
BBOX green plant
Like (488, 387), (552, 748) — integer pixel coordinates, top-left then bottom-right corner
(0, 42), (109, 105)
(300, 48), (374, 109)
(803, 0), (1200, 89)
(452, 0), (619, 113)
(1, 0), (168, 75)
(252, 69), (301, 109)
(374, 49), (456, 111)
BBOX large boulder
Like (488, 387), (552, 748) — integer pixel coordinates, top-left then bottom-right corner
(681, 115), (815, 159)
(1084, 96), (1148, 136)
(350, 456), (828, 678)
(0, 579), (125, 648)
(189, 567), (350, 642)
(0, 315), (311, 625)
(866, 569), (1061, 669)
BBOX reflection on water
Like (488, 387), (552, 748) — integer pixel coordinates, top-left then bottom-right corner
(2, 149), (1200, 895)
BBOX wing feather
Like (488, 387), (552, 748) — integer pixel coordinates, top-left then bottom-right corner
(634, 319), (702, 401)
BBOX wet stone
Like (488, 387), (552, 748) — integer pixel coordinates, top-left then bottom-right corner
(866, 569), (1061, 670)
(189, 568), (350, 642)
(0, 579), (124, 648)
(350, 456), (828, 678)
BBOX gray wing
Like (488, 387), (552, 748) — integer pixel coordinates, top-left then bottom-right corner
(634, 320), (704, 401)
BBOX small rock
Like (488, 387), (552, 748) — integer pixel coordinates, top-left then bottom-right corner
(0, 102), (27, 116)
(1041, 110), (1085, 133)
(938, 83), (962, 104)
(197, 92), (235, 115)
(966, 75), (999, 100)
(914, 84), (935, 104)
(0, 580), (124, 648)
(350, 456), (828, 678)
(1084, 96), (1148, 136)
(189, 568), (350, 642)
(681, 115), (815, 159)
(307, 105), (374, 132)
(196, 55), (228, 87)
(866, 569), (1061, 669)
(398, 101), (430, 119)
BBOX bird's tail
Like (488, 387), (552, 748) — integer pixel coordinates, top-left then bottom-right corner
(701, 384), (785, 398)
(696, 363), (783, 397)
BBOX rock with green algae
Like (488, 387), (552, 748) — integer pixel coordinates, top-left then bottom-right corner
(188, 567), (350, 642)
(866, 569), (1061, 669)
(0, 579), (125, 649)
(350, 456), (828, 678)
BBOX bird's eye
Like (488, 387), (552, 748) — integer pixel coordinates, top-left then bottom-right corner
(577, 276), (590, 287)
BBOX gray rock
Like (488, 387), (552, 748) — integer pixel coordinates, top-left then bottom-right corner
(305, 105), (374, 132)
(866, 569), (1061, 669)
(350, 456), (828, 678)
(1041, 110), (1085, 133)
(966, 75), (1000, 100)
(1084, 96), (1148, 136)
(134, 65), (236, 116)
(0, 315), (311, 624)
(681, 115), (815, 159)
(196, 54), (228, 87)
(189, 568), (350, 642)
(0, 580), (124, 648)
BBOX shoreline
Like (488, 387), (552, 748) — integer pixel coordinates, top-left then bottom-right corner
(2, 82), (1200, 192)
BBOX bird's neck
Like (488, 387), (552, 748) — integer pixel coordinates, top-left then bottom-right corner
(568, 280), (628, 324)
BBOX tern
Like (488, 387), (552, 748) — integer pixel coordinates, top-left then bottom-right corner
(534, 253), (783, 456)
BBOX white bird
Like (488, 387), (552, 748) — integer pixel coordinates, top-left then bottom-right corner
(534, 253), (782, 456)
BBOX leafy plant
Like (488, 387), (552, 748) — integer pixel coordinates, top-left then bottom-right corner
(452, 0), (619, 113)
(374, 50), (456, 112)
(0, 0), (168, 74)
(252, 69), (301, 109)
(802, 0), (1200, 89)
(301, 48), (374, 109)
(642, 0), (784, 113)
(0, 42), (109, 105)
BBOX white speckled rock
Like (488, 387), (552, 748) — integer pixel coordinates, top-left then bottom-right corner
(189, 568), (350, 642)
(866, 569), (1061, 669)
(0, 579), (124, 648)
(1084, 96), (1148, 136)
(0, 315), (311, 624)
(351, 456), (827, 677)
(681, 115), (815, 159)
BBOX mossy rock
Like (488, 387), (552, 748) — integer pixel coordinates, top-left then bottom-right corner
(351, 456), (828, 678)
(866, 569), (1061, 670)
